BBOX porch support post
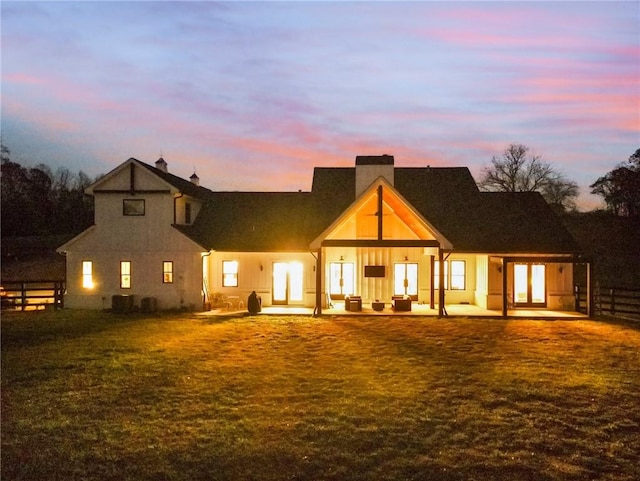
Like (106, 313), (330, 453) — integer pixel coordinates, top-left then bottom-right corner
(438, 248), (445, 318)
(315, 248), (322, 316)
(377, 185), (383, 240)
(501, 258), (508, 318)
(429, 255), (435, 310)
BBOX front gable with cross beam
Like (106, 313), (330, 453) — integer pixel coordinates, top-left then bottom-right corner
(310, 176), (452, 250)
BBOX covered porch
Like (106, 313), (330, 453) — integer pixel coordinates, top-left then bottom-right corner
(202, 302), (589, 319)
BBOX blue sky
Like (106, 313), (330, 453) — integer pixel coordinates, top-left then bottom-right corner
(2, 1), (638, 209)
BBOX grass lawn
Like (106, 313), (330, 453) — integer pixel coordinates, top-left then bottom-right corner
(2, 311), (639, 481)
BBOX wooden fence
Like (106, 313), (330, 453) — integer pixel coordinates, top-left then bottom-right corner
(575, 284), (640, 319)
(1, 280), (65, 310)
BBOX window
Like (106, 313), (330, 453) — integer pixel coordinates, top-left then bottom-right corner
(222, 260), (238, 287)
(163, 261), (173, 283)
(450, 260), (466, 290)
(120, 261), (131, 289)
(434, 260), (447, 289)
(82, 261), (93, 288)
(185, 203), (192, 224)
(123, 199), (145, 216)
(434, 260), (466, 290)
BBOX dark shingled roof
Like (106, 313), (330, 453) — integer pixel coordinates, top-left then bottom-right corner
(182, 192), (318, 251)
(169, 164), (579, 254)
(136, 159), (213, 199)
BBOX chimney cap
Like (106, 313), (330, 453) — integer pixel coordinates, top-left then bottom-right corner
(355, 155), (394, 166)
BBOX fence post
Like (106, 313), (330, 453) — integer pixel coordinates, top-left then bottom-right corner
(610, 288), (615, 315)
(21, 282), (26, 311)
(54, 282), (61, 310)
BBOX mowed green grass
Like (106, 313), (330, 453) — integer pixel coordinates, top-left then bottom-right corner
(2, 310), (639, 481)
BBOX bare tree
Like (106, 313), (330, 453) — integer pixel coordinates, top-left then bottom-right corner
(478, 144), (579, 211)
(591, 148), (640, 217)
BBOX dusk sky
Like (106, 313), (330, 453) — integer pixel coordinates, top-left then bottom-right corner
(2, 1), (638, 209)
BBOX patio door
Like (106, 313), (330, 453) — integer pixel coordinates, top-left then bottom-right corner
(394, 263), (418, 300)
(329, 262), (354, 299)
(514, 263), (546, 307)
(273, 262), (303, 305)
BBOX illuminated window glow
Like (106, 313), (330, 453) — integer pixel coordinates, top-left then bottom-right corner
(434, 260), (466, 290)
(450, 260), (466, 290)
(82, 261), (93, 288)
(222, 260), (238, 287)
(121, 261), (131, 289)
(394, 263), (418, 297)
(163, 261), (173, 283)
(329, 262), (354, 297)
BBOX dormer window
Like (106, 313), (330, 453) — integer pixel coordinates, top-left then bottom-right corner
(185, 202), (192, 224)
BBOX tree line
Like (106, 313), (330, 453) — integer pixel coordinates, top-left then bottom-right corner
(478, 144), (640, 217)
(1, 145), (96, 236)
(1, 143), (638, 238)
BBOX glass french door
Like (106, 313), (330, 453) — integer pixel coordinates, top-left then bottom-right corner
(394, 263), (418, 300)
(273, 262), (303, 305)
(514, 263), (546, 307)
(329, 262), (355, 299)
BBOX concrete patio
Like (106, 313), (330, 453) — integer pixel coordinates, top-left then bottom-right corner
(202, 301), (589, 319)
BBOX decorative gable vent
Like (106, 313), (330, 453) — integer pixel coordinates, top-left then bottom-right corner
(355, 154), (394, 197)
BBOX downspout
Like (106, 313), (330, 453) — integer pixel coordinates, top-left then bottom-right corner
(173, 193), (184, 225)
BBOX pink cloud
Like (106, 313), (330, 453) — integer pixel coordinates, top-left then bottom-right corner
(3, 72), (45, 85)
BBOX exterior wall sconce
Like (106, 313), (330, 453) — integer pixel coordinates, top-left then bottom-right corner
(497, 265), (502, 273)
(404, 255), (409, 261)
(259, 264), (263, 271)
(340, 255), (344, 261)
(559, 265), (563, 274)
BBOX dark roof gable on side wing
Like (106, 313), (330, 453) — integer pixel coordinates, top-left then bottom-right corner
(183, 191), (317, 251)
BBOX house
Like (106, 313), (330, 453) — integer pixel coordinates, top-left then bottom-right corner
(57, 155), (592, 316)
